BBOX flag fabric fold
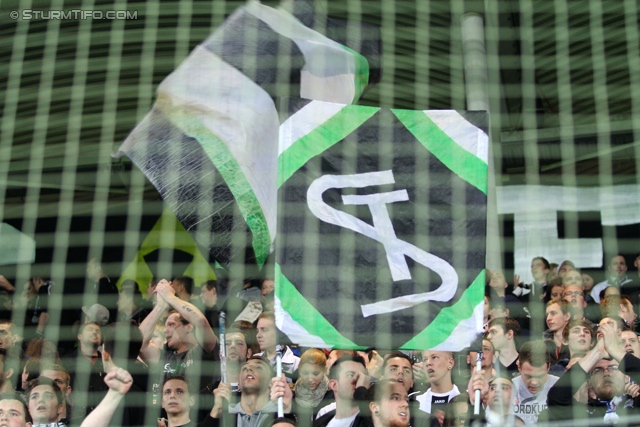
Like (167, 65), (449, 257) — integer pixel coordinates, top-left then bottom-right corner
(115, 0), (374, 268)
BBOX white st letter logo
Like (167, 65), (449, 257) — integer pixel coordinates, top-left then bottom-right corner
(307, 170), (459, 317)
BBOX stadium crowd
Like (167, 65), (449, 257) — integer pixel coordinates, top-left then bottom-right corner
(0, 253), (640, 426)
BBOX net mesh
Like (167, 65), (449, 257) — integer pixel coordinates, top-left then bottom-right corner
(0, 0), (639, 424)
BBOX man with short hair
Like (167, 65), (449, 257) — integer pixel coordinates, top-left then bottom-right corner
(562, 320), (594, 367)
(562, 285), (588, 320)
(601, 294), (637, 330)
(171, 276), (194, 302)
(485, 376), (519, 424)
(0, 392), (31, 427)
(139, 279), (218, 403)
(544, 299), (571, 359)
(486, 318), (520, 377)
(512, 340), (559, 424)
(514, 257), (551, 338)
(0, 321), (18, 354)
(548, 319), (640, 423)
(313, 356), (371, 427)
(224, 328), (252, 387)
(591, 255), (634, 303)
(40, 363), (72, 424)
(26, 376), (65, 426)
(380, 351), (414, 393)
(161, 375), (195, 427)
(366, 380), (410, 427)
(620, 329), (640, 356)
(255, 312), (299, 376)
(200, 280), (221, 330)
(62, 322), (108, 421)
(208, 357), (291, 427)
(416, 351), (459, 423)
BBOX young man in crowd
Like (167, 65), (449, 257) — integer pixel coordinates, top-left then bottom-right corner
(547, 318), (640, 423)
(40, 363), (72, 424)
(0, 392), (31, 427)
(139, 278), (218, 404)
(544, 299), (571, 360)
(620, 329), (640, 356)
(199, 280), (221, 330)
(366, 380), (410, 427)
(171, 276), (194, 302)
(416, 351), (459, 424)
(512, 340), (559, 424)
(62, 321), (108, 421)
(601, 294), (637, 330)
(486, 318), (521, 377)
(314, 355), (370, 427)
(255, 312), (299, 377)
(208, 357), (290, 427)
(26, 376), (65, 426)
(561, 319), (594, 368)
(591, 255), (634, 303)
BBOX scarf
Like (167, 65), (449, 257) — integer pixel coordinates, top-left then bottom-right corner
(294, 375), (329, 409)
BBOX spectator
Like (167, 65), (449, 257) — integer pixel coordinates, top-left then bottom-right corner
(139, 278), (218, 403)
(40, 363), (72, 424)
(366, 379), (410, 427)
(544, 299), (571, 359)
(591, 255), (634, 303)
(513, 257), (551, 338)
(512, 340), (559, 424)
(415, 351), (459, 424)
(199, 280), (221, 330)
(314, 355), (370, 427)
(207, 357), (291, 427)
(62, 322), (108, 422)
(486, 318), (520, 377)
(557, 260), (576, 279)
(171, 276), (194, 302)
(561, 320), (594, 368)
(255, 312), (300, 377)
(160, 375), (195, 427)
(293, 348), (330, 425)
(117, 279), (149, 326)
(26, 376), (65, 426)
(0, 392), (31, 427)
(601, 294), (637, 331)
(547, 319), (640, 423)
(620, 330), (640, 357)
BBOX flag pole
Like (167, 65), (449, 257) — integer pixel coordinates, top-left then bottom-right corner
(473, 350), (483, 415)
(219, 312), (227, 384)
(275, 344), (284, 417)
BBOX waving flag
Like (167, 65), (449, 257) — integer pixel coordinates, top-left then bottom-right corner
(115, 0), (377, 269)
(275, 99), (488, 350)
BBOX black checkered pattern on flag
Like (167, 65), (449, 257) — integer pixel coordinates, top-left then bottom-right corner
(275, 99), (488, 350)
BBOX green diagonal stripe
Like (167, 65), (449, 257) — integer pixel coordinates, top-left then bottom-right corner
(278, 104), (379, 187)
(400, 270), (485, 350)
(392, 109), (488, 194)
(168, 110), (271, 267)
(341, 45), (370, 102)
(275, 264), (365, 350)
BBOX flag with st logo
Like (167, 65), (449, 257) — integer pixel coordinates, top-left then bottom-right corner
(275, 98), (488, 350)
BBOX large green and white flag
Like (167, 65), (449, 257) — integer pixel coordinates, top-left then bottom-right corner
(115, 0), (376, 269)
(275, 99), (488, 350)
